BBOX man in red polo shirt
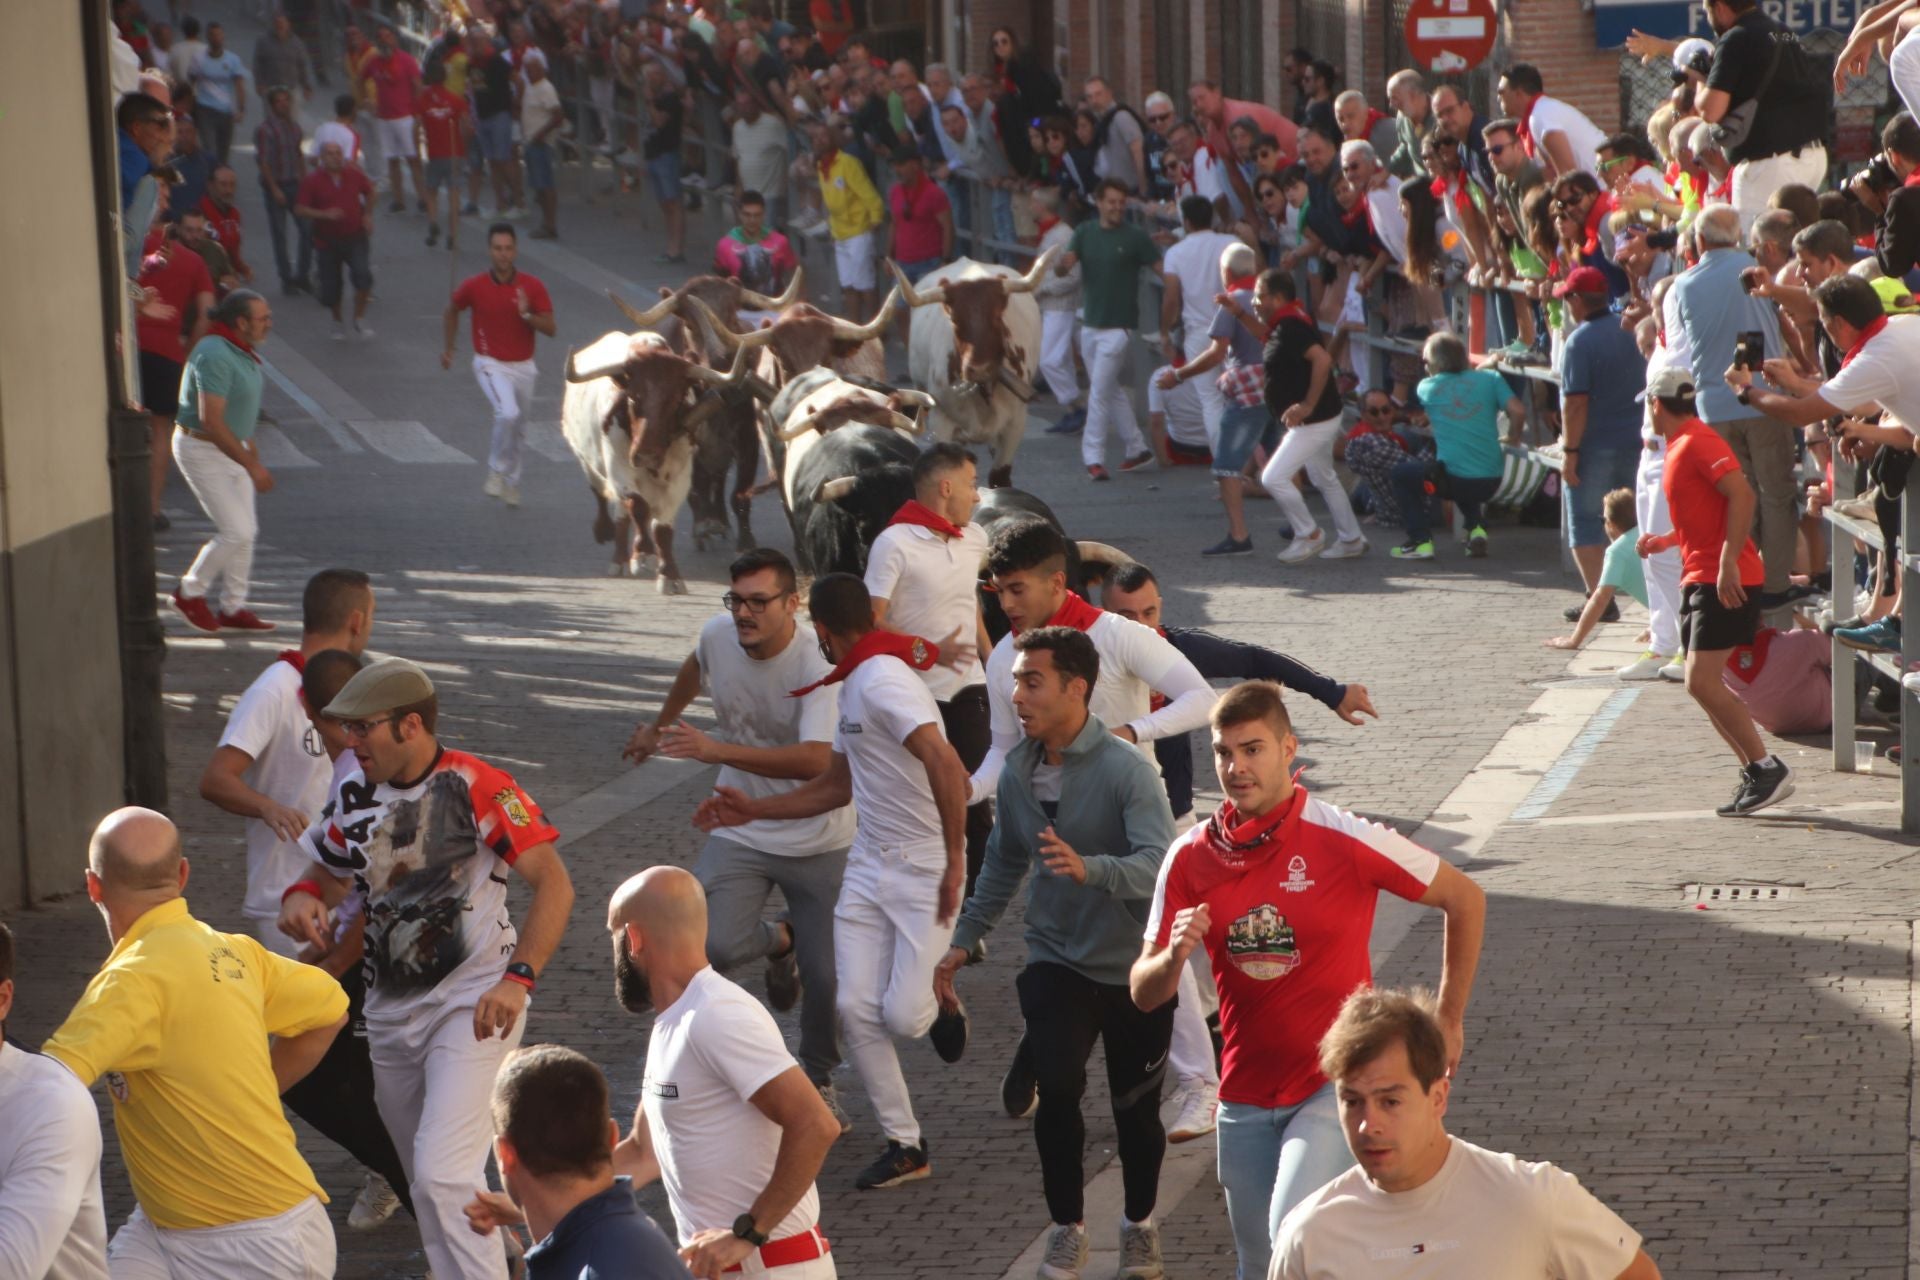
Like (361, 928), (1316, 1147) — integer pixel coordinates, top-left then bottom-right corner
(442, 224), (556, 509)
(1636, 365), (1790, 815)
(295, 140), (377, 341)
(883, 148), (952, 347)
(199, 165), (253, 284)
(1132, 680), (1485, 1280)
(414, 60), (470, 249)
(137, 229), (215, 531)
(366, 23), (425, 214)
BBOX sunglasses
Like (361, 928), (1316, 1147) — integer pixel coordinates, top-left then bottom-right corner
(1147, 112), (1173, 124)
(1488, 143), (1510, 156)
(1341, 161), (1365, 172)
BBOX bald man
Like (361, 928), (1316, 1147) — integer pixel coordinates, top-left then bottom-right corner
(43, 808), (347, 1278)
(606, 869), (842, 1276)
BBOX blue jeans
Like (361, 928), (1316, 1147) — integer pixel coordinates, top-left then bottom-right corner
(1216, 1085), (1353, 1280)
(1390, 462), (1500, 543)
(259, 183), (311, 286)
(1214, 402), (1278, 477)
(1564, 445), (1639, 547)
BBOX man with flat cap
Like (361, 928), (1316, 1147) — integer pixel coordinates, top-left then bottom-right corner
(44, 806), (349, 1277)
(280, 657), (576, 1280)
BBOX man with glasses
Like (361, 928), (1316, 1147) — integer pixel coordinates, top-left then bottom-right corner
(1142, 91), (1178, 200)
(1385, 70), (1434, 180)
(280, 658), (576, 1280)
(1432, 84), (1493, 193)
(622, 549), (857, 1130)
(1483, 117), (1544, 238)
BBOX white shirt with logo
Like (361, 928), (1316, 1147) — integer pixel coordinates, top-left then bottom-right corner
(863, 522), (988, 700)
(833, 654), (947, 868)
(218, 658), (333, 922)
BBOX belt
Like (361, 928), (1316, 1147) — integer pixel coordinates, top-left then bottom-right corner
(176, 426), (218, 443)
(724, 1226), (830, 1272)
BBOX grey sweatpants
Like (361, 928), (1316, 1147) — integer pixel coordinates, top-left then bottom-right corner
(694, 834), (848, 1084)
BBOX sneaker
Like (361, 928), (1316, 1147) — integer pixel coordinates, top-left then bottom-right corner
(1714, 766), (1753, 818)
(1166, 1079), (1218, 1143)
(1757, 584), (1817, 610)
(1821, 612), (1870, 637)
(1466, 525), (1489, 558)
(1903, 669), (1920, 694)
(1733, 757), (1795, 815)
(765, 932), (801, 1012)
(1276, 531), (1325, 564)
(930, 1002), (968, 1063)
(1563, 597), (1621, 623)
(1045, 407), (1086, 435)
(1320, 535), (1369, 559)
(426, 222), (440, 247)
(1201, 535), (1253, 557)
(1001, 1034), (1038, 1119)
(387, 199), (405, 214)
(1616, 651), (1672, 681)
(1389, 539), (1435, 560)
(854, 1139), (929, 1189)
(502, 484), (522, 508)
(216, 608), (277, 631)
(484, 472), (506, 498)
(817, 1080), (852, 1135)
(348, 1174), (401, 1230)
(172, 589), (221, 633)
(331, 321), (348, 342)
(1657, 659), (1685, 682)
(1836, 616), (1902, 654)
(1118, 450), (1157, 473)
(1037, 1223), (1088, 1280)
(355, 322), (376, 341)
(461, 200), (482, 215)
(1087, 465), (1110, 482)
(1117, 1220), (1165, 1279)
(1832, 489), (1880, 520)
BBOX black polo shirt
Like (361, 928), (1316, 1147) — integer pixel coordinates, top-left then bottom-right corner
(1705, 11), (1825, 164)
(1263, 312), (1343, 424)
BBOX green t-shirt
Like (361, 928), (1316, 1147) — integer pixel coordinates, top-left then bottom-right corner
(1069, 220), (1161, 331)
(176, 336), (265, 441)
(1598, 529), (1649, 608)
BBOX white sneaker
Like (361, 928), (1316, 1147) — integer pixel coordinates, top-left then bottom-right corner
(503, 484), (522, 508)
(1117, 1219), (1165, 1279)
(1167, 1079), (1218, 1143)
(1616, 651), (1673, 681)
(483, 471), (506, 499)
(355, 322), (376, 341)
(1038, 1222), (1088, 1280)
(331, 322), (347, 342)
(1657, 659), (1685, 682)
(1903, 669), (1920, 694)
(1320, 535), (1369, 559)
(347, 1174), (401, 1230)
(1276, 531), (1325, 564)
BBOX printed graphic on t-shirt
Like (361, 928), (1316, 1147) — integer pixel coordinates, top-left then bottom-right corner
(734, 242), (775, 292)
(1224, 902), (1300, 979)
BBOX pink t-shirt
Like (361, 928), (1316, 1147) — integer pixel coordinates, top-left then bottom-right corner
(1723, 628), (1831, 735)
(1208, 99), (1298, 168)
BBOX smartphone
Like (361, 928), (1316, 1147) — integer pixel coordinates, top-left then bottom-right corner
(1734, 330), (1764, 372)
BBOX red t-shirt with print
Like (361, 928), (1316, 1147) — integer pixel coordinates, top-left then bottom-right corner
(451, 269), (553, 362)
(416, 84), (469, 160)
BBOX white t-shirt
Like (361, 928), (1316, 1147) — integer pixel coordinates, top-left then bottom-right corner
(218, 657), (334, 922)
(1164, 230), (1242, 339)
(833, 654), (947, 868)
(167, 39), (207, 83)
(0, 1041), (109, 1280)
(521, 77), (563, 141)
(643, 967), (819, 1246)
(863, 522), (988, 700)
(1819, 314), (1920, 430)
(1272, 1137), (1642, 1280)
(1527, 95), (1607, 179)
(1182, 145), (1231, 210)
(732, 112), (791, 199)
(694, 615), (855, 856)
(1366, 187), (1410, 266)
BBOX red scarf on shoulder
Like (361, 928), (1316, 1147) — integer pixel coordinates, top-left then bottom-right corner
(1043, 591), (1103, 632)
(789, 629), (939, 697)
(887, 499), (963, 538)
(1842, 315), (1889, 368)
(1267, 300), (1311, 328)
(210, 321), (260, 363)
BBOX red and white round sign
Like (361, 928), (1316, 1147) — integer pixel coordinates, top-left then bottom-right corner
(1404, 0), (1498, 74)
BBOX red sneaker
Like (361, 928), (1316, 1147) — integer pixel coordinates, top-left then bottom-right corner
(172, 590), (221, 633)
(216, 608), (277, 632)
(1086, 464), (1111, 482)
(1118, 450), (1159, 473)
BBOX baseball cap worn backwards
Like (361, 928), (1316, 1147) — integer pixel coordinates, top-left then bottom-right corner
(324, 657), (435, 719)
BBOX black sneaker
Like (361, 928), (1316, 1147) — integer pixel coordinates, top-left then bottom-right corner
(854, 1139), (930, 1189)
(1201, 535), (1254, 557)
(765, 928), (800, 1013)
(1714, 766), (1754, 818)
(1000, 1034), (1038, 1119)
(1562, 597), (1621, 624)
(930, 1001), (969, 1063)
(1733, 758), (1795, 815)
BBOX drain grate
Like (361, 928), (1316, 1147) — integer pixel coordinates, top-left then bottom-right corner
(1684, 882), (1799, 903)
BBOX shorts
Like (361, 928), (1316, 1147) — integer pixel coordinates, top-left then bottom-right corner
(898, 256), (943, 283)
(525, 140), (556, 192)
(1214, 401), (1280, 477)
(373, 115), (415, 164)
(423, 157), (456, 191)
(139, 349), (184, 416)
(645, 150), (682, 202)
(1681, 582), (1762, 653)
(475, 111), (514, 163)
(834, 230), (877, 292)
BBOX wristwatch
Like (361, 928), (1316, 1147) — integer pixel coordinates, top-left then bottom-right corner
(732, 1213), (768, 1247)
(1735, 387), (1752, 406)
(503, 962), (538, 992)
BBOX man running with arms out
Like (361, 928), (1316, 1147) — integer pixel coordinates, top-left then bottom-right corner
(1131, 681), (1485, 1280)
(1273, 987), (1661, 1280)
(936, 627), (1177, 1280)
(697, 574), (971, 1192)
(444, 222), (556, 509)
(625, 549), (856, 1130)
(279, 659), (576, 1280)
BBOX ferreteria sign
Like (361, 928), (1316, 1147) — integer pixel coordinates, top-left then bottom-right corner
(1592, 0), (1855, 46)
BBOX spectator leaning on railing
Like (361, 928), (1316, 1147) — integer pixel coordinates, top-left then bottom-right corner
(1385, 70), (1434, 181)
(1698, 0), (1830, 230)
(1495, 62), (1605, 181)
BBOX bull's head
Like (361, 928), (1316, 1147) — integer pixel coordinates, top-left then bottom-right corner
(889, 249), (1056, 397)
(685, 288), (896, 385)
(565, 339), (754, 471)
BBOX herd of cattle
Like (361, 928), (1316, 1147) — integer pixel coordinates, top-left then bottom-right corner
(558, 251), (1064, 596)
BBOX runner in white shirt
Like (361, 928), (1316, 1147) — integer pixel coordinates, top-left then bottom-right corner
(1158, 198), (1242, 461)
(197, 568), (375, 956)
(0, 923), (109, 1280)
(624, 549), (856, 1128)
(696, 574), (971, 1193)
(864, 443), (993, 892)
(606, 867), (842, 1276)
(1272, 987), (1659, 1280)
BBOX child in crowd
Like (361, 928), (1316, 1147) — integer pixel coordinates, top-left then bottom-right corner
(1546, 488), (1646, 649)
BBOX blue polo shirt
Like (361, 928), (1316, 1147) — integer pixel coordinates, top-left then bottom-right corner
(523, 1178), (690, 1280)
(1668, 246), (1784, 424)
(1559, 315), (1647, 453)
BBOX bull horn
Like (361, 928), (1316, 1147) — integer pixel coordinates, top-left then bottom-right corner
(778, 412), (822, 442)
(886, 260), (946, 308)
(738, 265), (804, 311)
(1075, 540), (1131, 568)
(893, 388), (936, 409)
(565, 347), (627, 384)
(745, 373), (778, 403)
(815, 476), (858, 504)
(885, 410), (922, 434)
(607, 288), (676, 330)
(687, 295), (778, 353)
(1004, 244), (1061, 295)
(687, 345), (754, 388)
(826, 286), (902, 344)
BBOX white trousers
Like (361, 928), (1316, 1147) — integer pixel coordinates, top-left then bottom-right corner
(834, 850), (953, 1148)
(1079, 326), (1147, 466)
(1259, 415), (1363, 544)
(474, 355), (539, 486)
(1636, 442), (1683, 658)
(1730, 145), (1827, 235)
(1169, 958), (1219, 1087)
(108, 1196), (334, 1279)
(368, 1001), (526, 1280)
(173, 432), (257, 612)
(1039, 309), (1080, 406)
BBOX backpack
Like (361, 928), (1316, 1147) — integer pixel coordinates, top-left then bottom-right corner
(1094, 103), (1147, 151)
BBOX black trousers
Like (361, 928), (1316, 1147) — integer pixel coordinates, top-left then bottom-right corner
(1016, 961), (1175, 1226)
(938, 684), (993, 894)
(281, 963), (416, 1218)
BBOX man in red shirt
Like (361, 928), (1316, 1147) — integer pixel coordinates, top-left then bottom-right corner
(883, 148), (952, 347)
(366, 23), (425, 214)
(295, 141), (378, 341)
(1132, 680), (1484, 1280)
(414, 60), (471, 248)
(137, 230), (215, 530)
(442, 224), (556, 508)
(199, 165), (253, 285)
(1636, 366), (1792, 815)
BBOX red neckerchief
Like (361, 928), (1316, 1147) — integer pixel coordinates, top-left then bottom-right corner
(1267, 300), (1311, 327)
(789, 629), (940, 697)
(1709, 169), (1732, 201)
(1905, 167), (1920, 189)
(1726, 627), (1776, 685)
(1225, 275), (1257, 293)
(1198, 787), (1308, 870)
(1429, 168), (1471, 215)
(887, 499), (963, 538)
(1045, 591), (1103, 632)
(1035, 214), (1061, 235)
(1842, 315), (1889, 368)
(209, 321), (260, 363)
(1582, 192), (1613, 256)
(1515, 96), (1538, 158)
(278, 649), (306, 672)
(816, 147), (839, 178)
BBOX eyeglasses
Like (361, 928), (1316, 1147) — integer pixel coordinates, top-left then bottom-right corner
(723, 590), (791, 614)
(1488, 143), (1509, 156)
(339, 714), (402, 740)
(1341, 161), (1364, 172)
(1147, 112), (1173, 125)
(1436, 136), (1459, 147)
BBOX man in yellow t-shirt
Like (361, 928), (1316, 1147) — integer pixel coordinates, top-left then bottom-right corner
(43, 807), (348, 1278)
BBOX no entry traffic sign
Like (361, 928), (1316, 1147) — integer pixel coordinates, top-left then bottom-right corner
(1405, 0), (1498, 73)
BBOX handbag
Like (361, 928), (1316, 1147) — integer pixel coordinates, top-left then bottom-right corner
(1709, 35), (1785, 154)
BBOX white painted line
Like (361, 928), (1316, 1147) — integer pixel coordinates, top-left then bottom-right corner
(1510, 687), (1642, 820)
(254, 426), (321, 469)
(258, 349), (366, 453)
(1522, 800), (1900, 827)
(348, 419), (476, 464)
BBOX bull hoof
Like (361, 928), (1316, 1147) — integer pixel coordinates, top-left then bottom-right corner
(631, 552), (660, 578)
(605, 561), (629, 578)
(657, 576), (689, 596)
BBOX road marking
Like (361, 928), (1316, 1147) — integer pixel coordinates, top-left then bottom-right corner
(1510, 687), (1642, 821)
(348, 420), (477, 464)
(1520, 800), (1899, 827)
(257, 349), (366, 454)
(254, 427), (321, 469)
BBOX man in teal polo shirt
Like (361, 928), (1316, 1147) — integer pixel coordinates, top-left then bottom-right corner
(173, 289), (279, 634)
(1057, 179), (1162, 480)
